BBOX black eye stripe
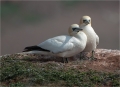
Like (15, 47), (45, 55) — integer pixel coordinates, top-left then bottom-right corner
(83, 20), (86, 22)
(83, 20), (90, 22)
(72, 28), (77, 31)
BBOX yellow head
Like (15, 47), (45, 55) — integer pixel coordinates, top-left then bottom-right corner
(80, 16), (91, 25)
(68, 24), (83, 36)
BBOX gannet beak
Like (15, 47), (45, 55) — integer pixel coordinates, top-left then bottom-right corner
(76, 28), (83, 31)
(73, 28), (83, 32)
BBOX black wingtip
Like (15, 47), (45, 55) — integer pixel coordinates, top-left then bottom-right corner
(22, 49), (29, 52)
(23, 45), (50, 52)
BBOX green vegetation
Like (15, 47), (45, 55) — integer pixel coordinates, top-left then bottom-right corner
(0, 56), (120, 87)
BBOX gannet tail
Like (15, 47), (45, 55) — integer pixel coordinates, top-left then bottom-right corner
(23, 45), (50, 52)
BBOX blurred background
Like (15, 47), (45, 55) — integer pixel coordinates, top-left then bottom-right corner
(1, 1), (119, 55)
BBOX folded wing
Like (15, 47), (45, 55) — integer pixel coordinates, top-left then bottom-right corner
(96, 34), (99, 46)
(38, 35), (75, 53)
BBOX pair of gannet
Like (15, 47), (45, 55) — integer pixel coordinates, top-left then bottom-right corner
(23, 16), (99, 62)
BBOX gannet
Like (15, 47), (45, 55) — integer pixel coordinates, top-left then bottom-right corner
(23, 24), (87, 63)
(79, 16), (99, 60)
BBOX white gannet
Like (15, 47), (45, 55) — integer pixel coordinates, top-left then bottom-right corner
(23, 24), (87, 63)
(79, 16), (99, 60)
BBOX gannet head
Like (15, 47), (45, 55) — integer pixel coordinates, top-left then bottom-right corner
(80, 16), (91, 25)
(68, 24), (83, 36)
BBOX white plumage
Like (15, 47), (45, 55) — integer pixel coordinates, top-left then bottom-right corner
(23, 24), (87, 62)
(79, 16), (99, 58)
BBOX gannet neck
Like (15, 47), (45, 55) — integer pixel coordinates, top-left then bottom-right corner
(69, 32), (77, 36)
(80, 23), (91, 27)
(74, 31), (87, 44)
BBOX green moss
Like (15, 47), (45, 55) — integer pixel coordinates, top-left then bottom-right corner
(0, 56), (120, 87)
(9, 82), (25, 87)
